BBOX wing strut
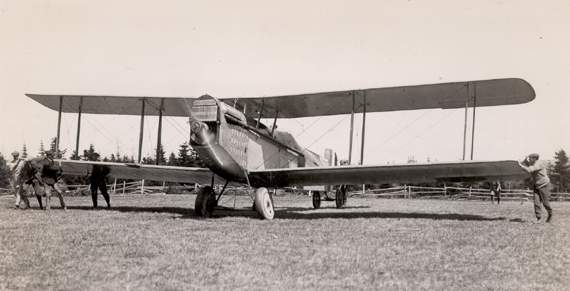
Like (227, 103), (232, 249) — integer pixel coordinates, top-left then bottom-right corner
(360, 91), (367, 165)
(271, 110), (279, 135)
(156, 98), (164, 165)
(360, 92), (367, 194)
(348, 92), (355, 164)
(55, 96), (63, 154)
(346, 91), (368, 166)
(471, 84), (477, 160)
(137, 99), (146, 163)
(462, 99), (468, 160)
(75, 97), (83, 158)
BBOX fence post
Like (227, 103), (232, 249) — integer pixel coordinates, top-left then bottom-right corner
(112, 178), (117, 194)
(122, 181), (126, 195)
(469, 186), (472, 198)
(141, 179), (145, 194)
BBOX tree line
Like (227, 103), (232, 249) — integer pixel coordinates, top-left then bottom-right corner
(0, 138), (204, 187)
(1, 141), (569, 192)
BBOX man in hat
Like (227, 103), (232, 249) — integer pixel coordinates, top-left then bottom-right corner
(7, 151), (24, 199)
(89, 155), (111, 209)
(490, 181), (502, 204)
(519, 153), (553, 223)
(7, 151), (21, 168)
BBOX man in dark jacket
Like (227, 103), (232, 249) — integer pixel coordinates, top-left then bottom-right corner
(490, 181), (502, 204)
(519, 153), (552, 223)
(90, 164), (111, 208)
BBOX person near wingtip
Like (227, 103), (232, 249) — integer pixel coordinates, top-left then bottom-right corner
(490, 181), (502, 204)
(519, 153), (552, 223)
(90, 163), (111, 209)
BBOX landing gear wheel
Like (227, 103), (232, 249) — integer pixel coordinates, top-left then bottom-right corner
(312, 191), (321, 209)
(254, 187), (275, 220)
(335, 185), (347, 208)
(195, 186), (216, 218)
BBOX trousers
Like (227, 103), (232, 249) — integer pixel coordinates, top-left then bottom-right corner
(533, 185), (552, 219)
(91, 180), (110, 208)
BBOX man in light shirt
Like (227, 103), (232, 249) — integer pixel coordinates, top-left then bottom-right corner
(7, 151), (24, 204)
(519, 153), (553, 223)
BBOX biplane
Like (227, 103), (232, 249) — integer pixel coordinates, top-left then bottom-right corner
(26, 78), (534, 219)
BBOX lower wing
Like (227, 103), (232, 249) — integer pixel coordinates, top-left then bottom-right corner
(56, 159), (220, 185)
(249, 160), (528, 188)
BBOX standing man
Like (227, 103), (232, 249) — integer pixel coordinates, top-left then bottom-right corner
(7, 151), (22, 171)
(7, 151), (23, 183)
(90, 164), (111, 209)
(490, 181), (502, 204)
(7, 151), (23, 207)
(519, 153), (552, 223)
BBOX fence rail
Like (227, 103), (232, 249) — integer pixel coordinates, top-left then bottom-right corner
(350, 185), (570, 201)
(2, 181), (570, 202)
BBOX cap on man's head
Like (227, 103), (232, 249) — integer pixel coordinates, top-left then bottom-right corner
(528, 153), (540, 159)
(11, 151), (19, 157)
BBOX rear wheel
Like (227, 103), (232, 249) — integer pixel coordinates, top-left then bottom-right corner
(312, 191), (321, 209)
(195, 186), (216, 217)
(335, 185), (347, 208)
(254, 187), (275, 220)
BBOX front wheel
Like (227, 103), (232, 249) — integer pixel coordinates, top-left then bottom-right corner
(254, 187), (275, 220)
(195, 186), (216, 218)
(312, 191), (321, 209)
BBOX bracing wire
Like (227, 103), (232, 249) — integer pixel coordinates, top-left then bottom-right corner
(376, 110), (432, 147)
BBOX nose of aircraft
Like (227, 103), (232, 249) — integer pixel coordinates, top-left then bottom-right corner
(190, 120), (210, 145)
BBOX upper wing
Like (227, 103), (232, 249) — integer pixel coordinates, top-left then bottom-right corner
(26, 94), (193, 117)
(26, 78), (534, 118)
(228, 78), (535, 118)
(248, 160), (528, 187)
(56, 159), (223, 185)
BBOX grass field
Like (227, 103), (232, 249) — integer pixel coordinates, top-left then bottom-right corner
(0, 193), (569, 290)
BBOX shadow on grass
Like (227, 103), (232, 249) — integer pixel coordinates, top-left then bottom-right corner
(277, 211), (508, 221)
(67, 205), (511, 222)
(67, 205), (192, 216)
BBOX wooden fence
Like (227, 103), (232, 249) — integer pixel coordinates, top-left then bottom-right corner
(64, 180), (191, 195)
(350, 185), (570, 201)
(2, 182), (570, 202)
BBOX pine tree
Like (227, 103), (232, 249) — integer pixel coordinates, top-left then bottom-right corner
(39, 140), (45, 156)
(121, 155), (134, 163)
(178, 143), (191, 166)
(70, 150), (80, 160)
(167, 152), (177, 166)
(82, 144), (100, 161)
(21, 144), (28, 159)
(552, 149), (570, 192)
(0, 154), (10, 187)
(142, 155), (155, 164)
(47, 137), (64, 159)
(155, 144), (166, 165)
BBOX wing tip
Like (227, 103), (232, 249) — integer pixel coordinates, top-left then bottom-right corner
(513, 77), (536, 103)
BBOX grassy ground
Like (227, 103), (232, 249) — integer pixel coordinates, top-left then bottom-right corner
(0, 193), (568, 290)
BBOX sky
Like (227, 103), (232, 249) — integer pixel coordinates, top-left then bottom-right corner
(0, 0), (569, 164)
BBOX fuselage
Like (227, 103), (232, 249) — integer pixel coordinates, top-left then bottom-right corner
(189, 95), (325, 186)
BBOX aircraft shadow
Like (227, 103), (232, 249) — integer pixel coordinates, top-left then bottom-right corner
(66, 205), (517, 222)
(67, 205), (191, 216)
(214, 208), (510, 221)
